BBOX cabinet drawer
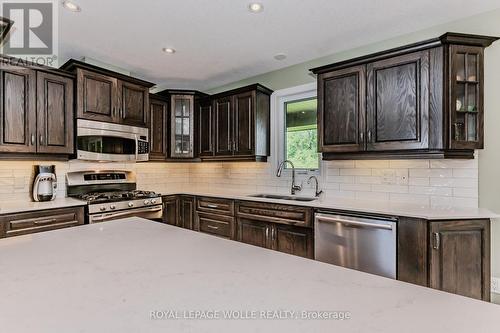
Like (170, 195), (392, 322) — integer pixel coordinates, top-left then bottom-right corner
(197, 212), (233, 239)
(196, 197), (234, 216)
(236, 201), (313, 227)
(0, 207), (84, 238)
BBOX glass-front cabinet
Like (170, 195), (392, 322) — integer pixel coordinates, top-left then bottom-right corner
(170, 95), (194, 158)
(450, 45), (484, 149)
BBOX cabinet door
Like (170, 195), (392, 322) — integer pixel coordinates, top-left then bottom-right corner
(162, 196), (179, 226)
(77, 69), (117, 123)
(233, 92), (254, 155)
(198, 99), (214, 157)
(272, 224), (313, 259)
(179, 196), (194, 230)
(429, 220), (490, 301)
(118, 80), (149, 127)
(214, 96), (232, 156)
(366, 51), (429, 151)
(149, 98), (168, 160)
(449, 45), (484, 149)
(237, 218), (271, 249)
(318, 65), (366, 152)
(0, 67), (36, 153)
(170, 95), (194, 158)
(36, 72), (74, 154)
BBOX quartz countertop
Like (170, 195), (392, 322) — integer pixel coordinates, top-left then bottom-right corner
(0, 218), (498, 332)
(0, 197), (86, 215)
(158, 188), (499, 220)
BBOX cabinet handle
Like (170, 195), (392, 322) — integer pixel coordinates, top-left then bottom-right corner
(206, 204), (219, 209)
(265, 227), (269, 239)
(360, 132), (364, 143)
(433, 232), (440, 250)
(31, 134), (35, 145)
(39, 135), (44, 145)
(367, 130), (372, 142)
(207, 225), (219, 230)
(271, 227), (276, 241)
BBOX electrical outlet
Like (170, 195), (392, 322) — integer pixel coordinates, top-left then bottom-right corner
(491, 277), (500, 294)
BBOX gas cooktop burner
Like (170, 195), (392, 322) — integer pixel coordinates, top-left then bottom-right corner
(79, 190), (159, 203)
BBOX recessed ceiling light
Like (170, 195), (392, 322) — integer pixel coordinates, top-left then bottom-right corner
(162, 47), (176, 54)
(248, 3), (264, 13)
(274, 53), (287, 61)
(62, 0), (81, 12)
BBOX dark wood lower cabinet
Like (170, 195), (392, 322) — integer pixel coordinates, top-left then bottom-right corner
(179, 196), (194, 230)
(429, 220), (490, 301)
(398, 217), (491, 301)
(162, 195), (179, 226)
(0, 206), (84, 238)
(236, 217), (313, 259)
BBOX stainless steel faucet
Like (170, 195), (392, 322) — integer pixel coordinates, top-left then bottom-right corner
(276, 160), (302, 195)
(307, 176), (323, 197)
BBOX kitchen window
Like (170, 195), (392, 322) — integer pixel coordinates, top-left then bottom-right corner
(273, 83), (320, 175)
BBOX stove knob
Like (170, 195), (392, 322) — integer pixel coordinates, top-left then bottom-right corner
(151, 198), (158, 204)
(100, 206), (106, 211)
(144, 200), (151, 205)
(110, 204), (116, 210)
(128, 202), (134, 208)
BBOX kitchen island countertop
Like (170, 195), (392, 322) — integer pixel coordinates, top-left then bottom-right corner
(0, 217), (499, 332)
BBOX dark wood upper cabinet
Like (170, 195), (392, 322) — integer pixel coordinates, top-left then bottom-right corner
(214, 96), (232, 156)
(76, 69), (117, 123)
(198, 98), (214, 157)
(429, 220), (490, 301)
(36, 72), (74, 154)
(233, 91), (254, 155)
(170, 94), (195, 158)
(366, 51), (429, 151)
(0, 59), (74, 156)
(61, 59), (154, 128)
(149, 96), (168, 160)
(119, 80), (149, 127)
(449, 45), (484, 150)
(318, 65), (366, 153)
(0, 66), (37, 153)
(312, 32), (498, 159)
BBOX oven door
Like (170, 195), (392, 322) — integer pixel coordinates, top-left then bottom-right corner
(89, 205), (163, 224)
(77, 119), (149, 162)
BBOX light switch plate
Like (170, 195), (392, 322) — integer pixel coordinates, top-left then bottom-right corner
(491, 277), (500, 294)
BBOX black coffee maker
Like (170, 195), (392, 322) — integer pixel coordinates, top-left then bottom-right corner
(32, 165), (57, 202)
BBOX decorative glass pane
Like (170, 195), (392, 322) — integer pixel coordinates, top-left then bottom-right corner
(454, 113), (466, 141)
(467, 114), (477, 141)
(466, 54), (478, 82)
(183, 99), (191, 116)
(455, 83), (465, 112)
(455, 53), (466, 81)
(175, 118), (182, 135)
(183, 117), (190, 135)
(182, 139), (190, 153)
(174, 99), (183, 116)
(175, 139), (182, 153)
(467, 85), (477, 112)
(285, 98), (319, 170)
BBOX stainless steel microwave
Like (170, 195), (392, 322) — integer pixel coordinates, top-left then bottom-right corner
(76, 119), (149, 162)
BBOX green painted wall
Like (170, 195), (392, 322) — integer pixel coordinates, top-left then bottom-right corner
(207, 8), (500, 303)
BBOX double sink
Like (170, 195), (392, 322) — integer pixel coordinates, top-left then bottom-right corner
(249, 194), (318, 202)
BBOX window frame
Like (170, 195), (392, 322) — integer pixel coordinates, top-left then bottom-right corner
(271, 82), (322, 177)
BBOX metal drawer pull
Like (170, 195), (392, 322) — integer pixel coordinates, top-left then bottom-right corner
(206, 225), (219, 230)
(6, 221), (78, 235)
(206, 204), (219, 209)
(315, 214), (394, 230)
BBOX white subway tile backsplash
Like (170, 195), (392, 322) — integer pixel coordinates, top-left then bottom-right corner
(0, 157), (478, 209)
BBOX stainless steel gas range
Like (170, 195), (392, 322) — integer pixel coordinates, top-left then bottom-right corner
(66, 170), (162, 223)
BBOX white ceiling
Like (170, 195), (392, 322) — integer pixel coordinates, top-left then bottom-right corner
(58, 0), (500, 91)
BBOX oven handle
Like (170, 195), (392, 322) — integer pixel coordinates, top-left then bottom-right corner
(91, 206), (162, 222)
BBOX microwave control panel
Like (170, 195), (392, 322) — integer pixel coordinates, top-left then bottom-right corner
(138, 140), (149, 154)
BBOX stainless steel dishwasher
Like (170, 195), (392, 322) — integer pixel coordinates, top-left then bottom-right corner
(314, 212), (397, 279)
